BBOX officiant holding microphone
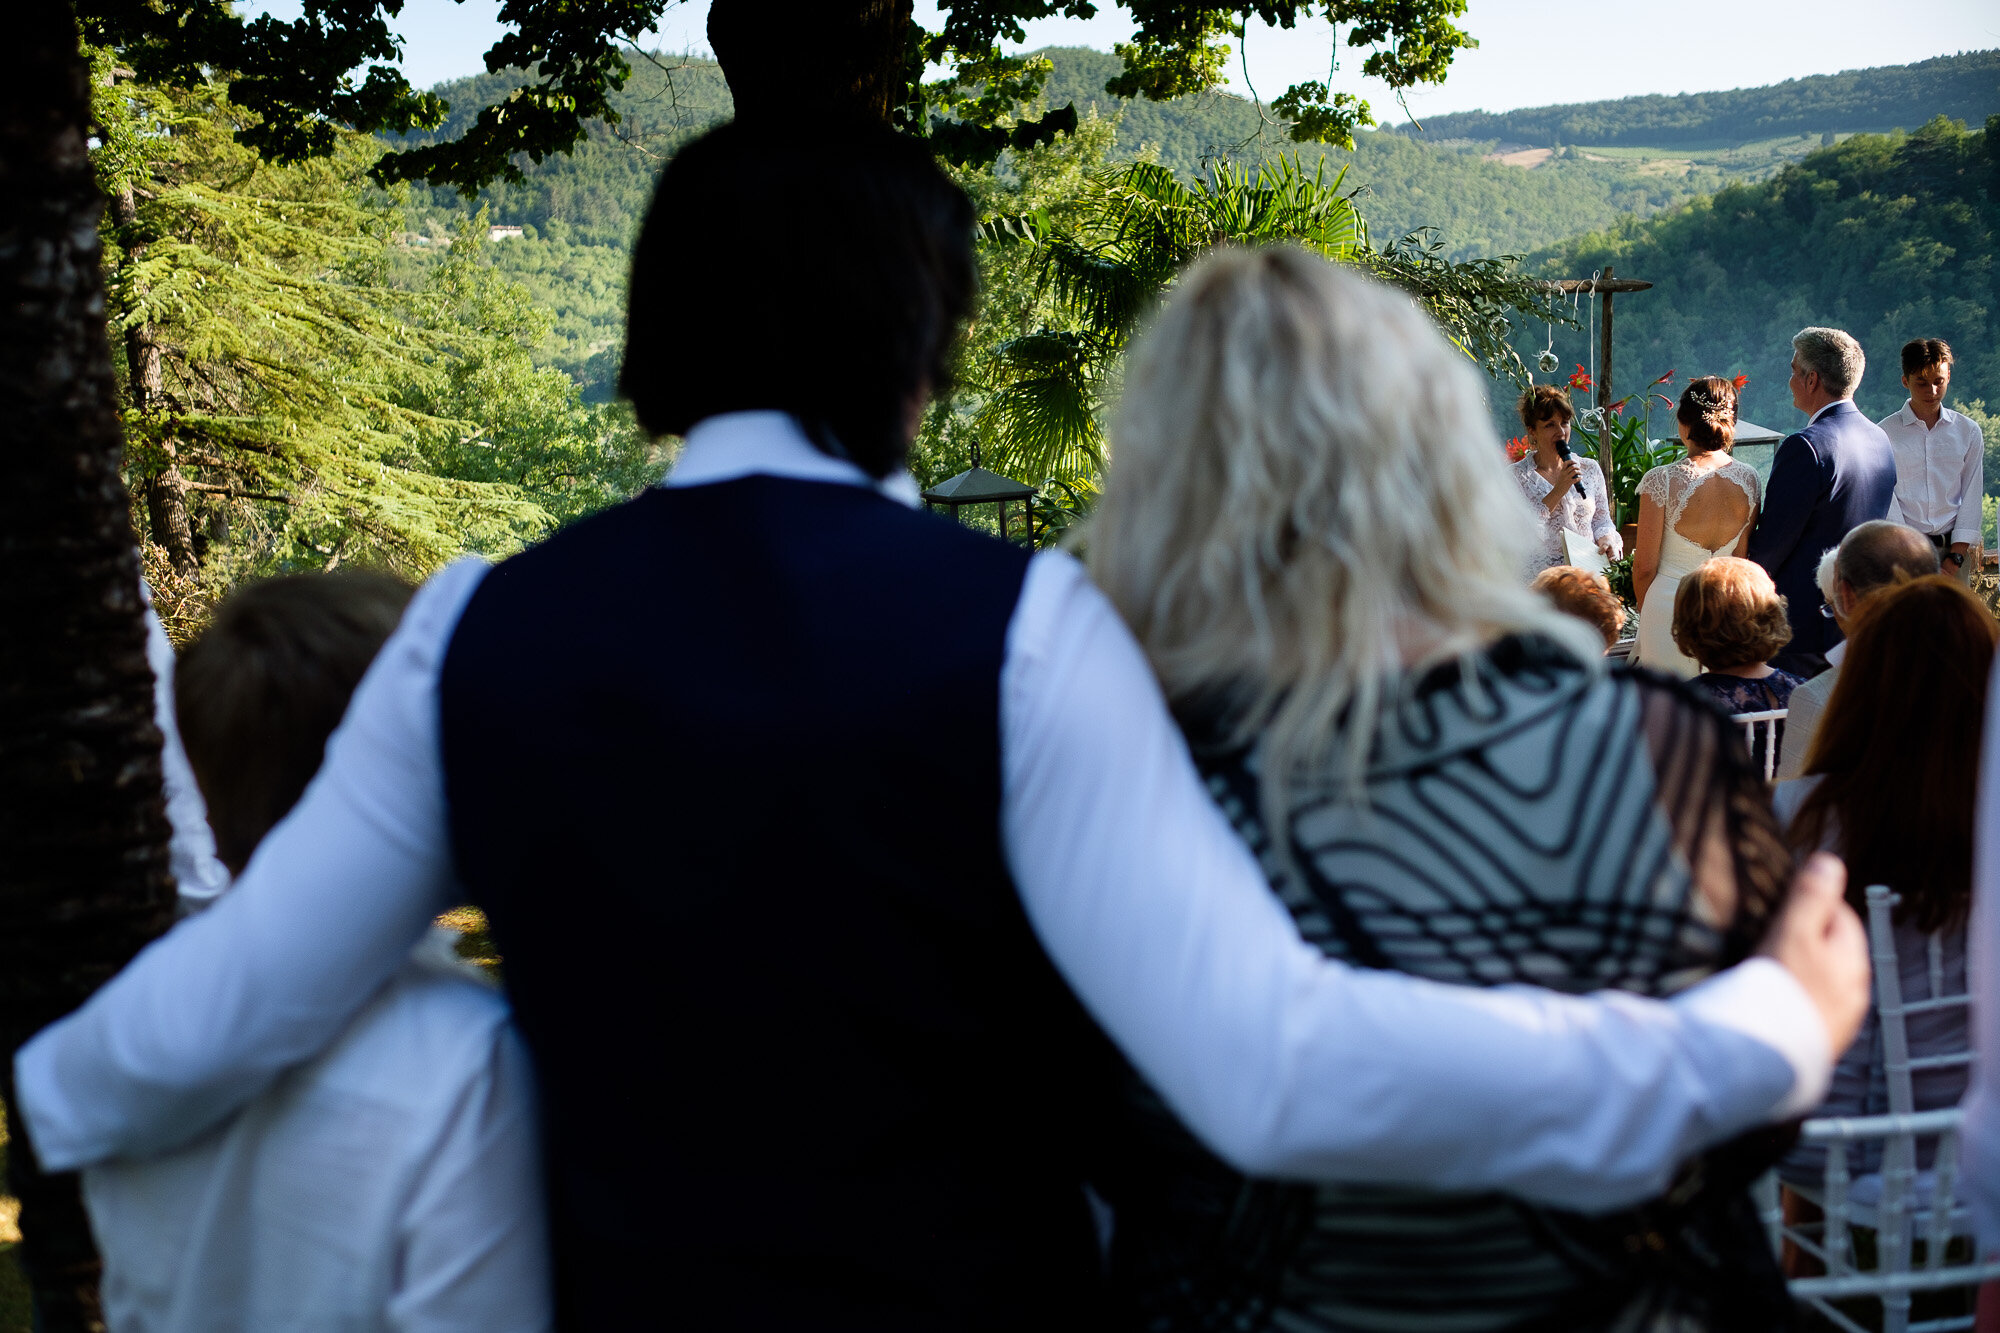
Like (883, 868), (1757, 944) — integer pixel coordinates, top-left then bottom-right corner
(1512, 384), (1623, 572)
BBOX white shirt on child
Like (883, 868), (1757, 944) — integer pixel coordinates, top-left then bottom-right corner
(83, 929), (549, 1333)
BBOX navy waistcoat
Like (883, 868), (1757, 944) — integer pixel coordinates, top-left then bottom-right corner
(438, 478), (1115, 1330)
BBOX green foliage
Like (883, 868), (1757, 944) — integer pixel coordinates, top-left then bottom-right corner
(967, 152), (1371, 482)
(82, 0), (1472, 191)
(1036, 48), (1837, 259)
(1521, 117), (2000, 448)
(1358, 230), (1572, 386)
(1396, 49), (2000, 149)
(92, 68), (659, 621)
(1571, 379), (1682, 526)
(947, 143), (1562, 488)
(1603, 552), (1636, 608)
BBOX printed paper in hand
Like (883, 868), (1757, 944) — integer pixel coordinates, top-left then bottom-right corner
(1562, 527), (1607, 576)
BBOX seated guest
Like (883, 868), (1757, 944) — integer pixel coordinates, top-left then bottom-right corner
(1775, 521), (1938, 780)
(1674, 557), (1806, 715)
(81, 572), (550, 1332)
(1531, 564), (1626, 649)
(1087, 246), (1805, 1331)
(1775, 576), (1995, 1187)
(1510, 384), (1621, 573)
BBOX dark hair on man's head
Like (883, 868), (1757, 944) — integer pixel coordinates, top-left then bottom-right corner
(1675, 375), (1738, 455)
(1901, 338), (1955, 377)
(176, 571), (414, 874)
(1530, 565), (1625, 648)
(619, 120), (977, 480)
(1790, 576), (1997, 932)
(1836, 519), (1939, 598)
(1516, 384), (1573, 430)
(1671, 556), (1791, 670)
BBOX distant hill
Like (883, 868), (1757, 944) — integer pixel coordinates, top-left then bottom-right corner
(1396, 49), (2000, 149)
(1037, 47), (1821, 258)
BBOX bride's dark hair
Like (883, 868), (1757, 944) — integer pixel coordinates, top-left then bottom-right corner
(1676, 376), (1738, 455)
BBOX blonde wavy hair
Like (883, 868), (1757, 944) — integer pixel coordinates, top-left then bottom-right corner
(1086, 245), (1598, 818)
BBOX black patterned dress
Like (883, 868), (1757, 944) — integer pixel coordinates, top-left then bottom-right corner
(1098, 636), (1797, 1333)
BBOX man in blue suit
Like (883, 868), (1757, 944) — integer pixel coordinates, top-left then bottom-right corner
(1747, 327), (1898, 676)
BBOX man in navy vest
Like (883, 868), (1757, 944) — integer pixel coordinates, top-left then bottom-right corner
(1747, 327), (1899, 676)
(17, 123), (1865, 1329)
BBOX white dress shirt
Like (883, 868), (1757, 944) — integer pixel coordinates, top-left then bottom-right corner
(82, 932), (549, 1332)
(1881, 402), (1985, 546)
(139, 587), (230, 911)
(1773, 641), (1846, 784)
(17, 412), (1833, 1214)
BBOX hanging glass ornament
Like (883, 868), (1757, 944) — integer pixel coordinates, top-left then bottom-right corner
(1537, 348), (1560, 374)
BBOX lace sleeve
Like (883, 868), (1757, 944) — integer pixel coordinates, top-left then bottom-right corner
(1583, 459), (1616, 544)
(1632, 672), (1791, 966)
(1730, 460), (1762, 511)
(1638, 465), (1670, 511)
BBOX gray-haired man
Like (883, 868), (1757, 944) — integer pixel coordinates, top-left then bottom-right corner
(1774, 520), (1939, 780)
(1747, 327), (1899, 677)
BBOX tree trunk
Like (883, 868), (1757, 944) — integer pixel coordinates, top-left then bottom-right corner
(1, 4), (180, 1327)
(707, 0), (913, 126)
(109, 184), (198, 577)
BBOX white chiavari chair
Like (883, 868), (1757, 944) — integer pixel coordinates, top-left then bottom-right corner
(1731, 707), (1786, 783)
(1754, 886), (1995, 1333)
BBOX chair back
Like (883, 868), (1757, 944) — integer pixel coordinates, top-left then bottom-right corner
(1755, 886), (1984, 1333)
(1731, 707), (1786, 782)
(1780, 1109), (2000, 1333)
(1867, 885), (1974, 1118)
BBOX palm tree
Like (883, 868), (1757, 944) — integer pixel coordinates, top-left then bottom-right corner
(970, 155), (1567, 486)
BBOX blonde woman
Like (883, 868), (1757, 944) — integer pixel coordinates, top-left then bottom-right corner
(1086, 247), (1797, 1331)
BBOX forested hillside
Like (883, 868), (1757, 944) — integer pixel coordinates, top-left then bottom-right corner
(391, 45), (1999, 454)
(1520, 117), (1998, 441)
(394, 44), (1916, 398)
(1402, 49), (2000, 148)
(1038, 47), (1769, 255)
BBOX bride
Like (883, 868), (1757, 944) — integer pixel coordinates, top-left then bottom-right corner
(1633, 377), (1762, 676)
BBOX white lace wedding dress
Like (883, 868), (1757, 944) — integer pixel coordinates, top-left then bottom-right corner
(1633, 457), (1762, 678)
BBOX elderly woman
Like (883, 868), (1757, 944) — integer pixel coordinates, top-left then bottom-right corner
(1673, 557), (1805, 717)
(1511, 385), (1621, 572)
(1531, 564), (1627, 649)
(1085, 246), (1798, 1331)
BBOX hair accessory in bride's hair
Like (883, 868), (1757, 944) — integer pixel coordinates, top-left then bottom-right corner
(1676, 375), (1738, 454)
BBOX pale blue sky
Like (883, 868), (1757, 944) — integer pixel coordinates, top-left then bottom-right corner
(248, 0), (2000, 125)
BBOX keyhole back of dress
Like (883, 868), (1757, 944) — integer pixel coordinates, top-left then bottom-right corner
(1674, 470), (1754, 552)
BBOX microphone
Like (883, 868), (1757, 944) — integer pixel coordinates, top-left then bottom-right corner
(1554, 438), (1586, 498)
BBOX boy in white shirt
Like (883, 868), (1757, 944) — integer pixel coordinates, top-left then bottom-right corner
(1882, 337), (1986, 581)
(82, 571), (550, 1333)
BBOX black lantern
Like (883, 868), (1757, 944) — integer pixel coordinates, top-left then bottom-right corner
(921, 447), (1037, 546)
